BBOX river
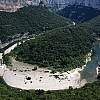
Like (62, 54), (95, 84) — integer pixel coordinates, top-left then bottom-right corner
(81, 41), (100, 82)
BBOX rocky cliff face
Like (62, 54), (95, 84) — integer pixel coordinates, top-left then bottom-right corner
(0, 0), (22, 12)
(0, 0), (100, 12)
(0, 0), (40, 12)
(44, 0), (100, 10)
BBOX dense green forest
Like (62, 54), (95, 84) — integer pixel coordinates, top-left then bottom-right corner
(11, 26), (94, 71)
(57, 5), (100, 23)
(0, 80), (99, 100)
(80, 15), (100, 37)
(0, 5), (72, 43)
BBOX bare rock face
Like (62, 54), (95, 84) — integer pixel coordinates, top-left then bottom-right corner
(44, 0), (100, 9)
(0, 0), (100, 12)
(0, 0), (40, 12)
(0, 0), (23, 12)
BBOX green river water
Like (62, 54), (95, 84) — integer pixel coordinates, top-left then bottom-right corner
(81, 41), (99, 82)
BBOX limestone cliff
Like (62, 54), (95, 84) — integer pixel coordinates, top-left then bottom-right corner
(0, 0), (100, 12)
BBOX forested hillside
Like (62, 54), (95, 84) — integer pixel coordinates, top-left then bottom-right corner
(11, 26), (94, 71)
(80, 15), (100, 37)
(0, 80), (100, 100)
(0, 5), (72, 43)
(57, 5), (100, 23)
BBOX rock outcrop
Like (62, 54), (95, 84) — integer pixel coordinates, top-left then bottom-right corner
(0, 0), (100, 12)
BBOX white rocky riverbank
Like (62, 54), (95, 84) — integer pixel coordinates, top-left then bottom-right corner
(0, 41), (92, 91)
(0, 55), (91, 91)
(2, 64), (86, 91)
